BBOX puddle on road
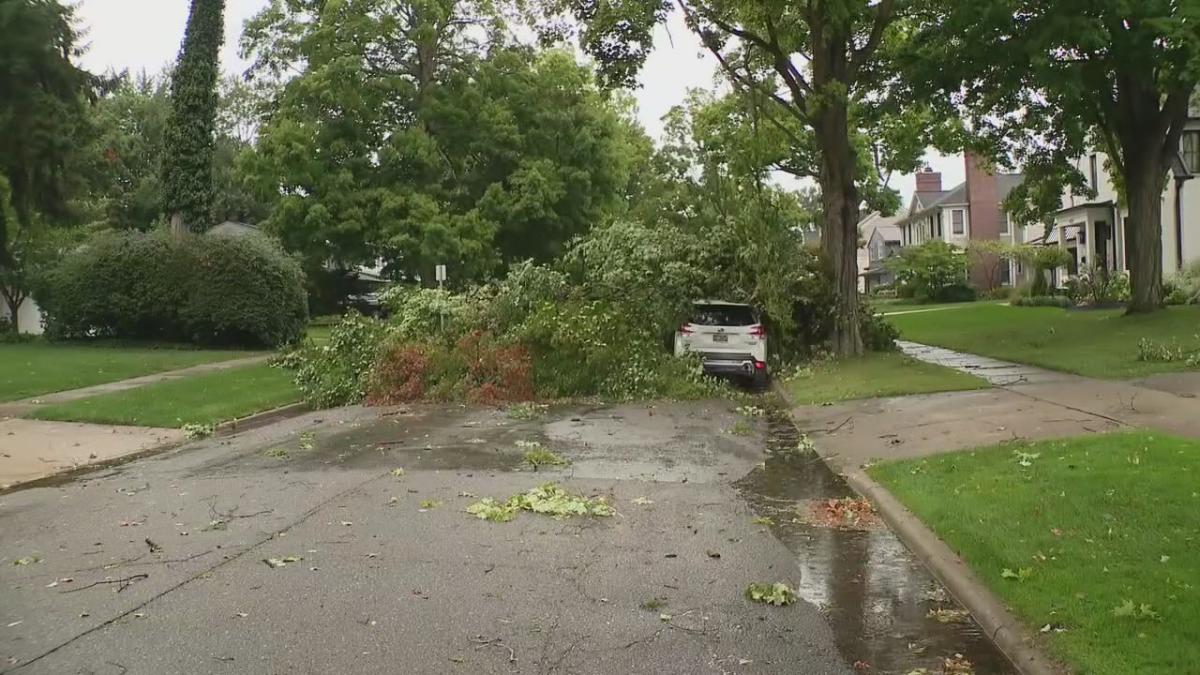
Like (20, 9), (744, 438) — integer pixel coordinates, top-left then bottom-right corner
(735, 412), (1014, 674)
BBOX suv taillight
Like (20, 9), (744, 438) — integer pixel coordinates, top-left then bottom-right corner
(749, 324), (766, 338)
(680, 324), (694, 335)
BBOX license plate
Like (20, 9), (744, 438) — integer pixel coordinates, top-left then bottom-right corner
(712, 334), (728, 343)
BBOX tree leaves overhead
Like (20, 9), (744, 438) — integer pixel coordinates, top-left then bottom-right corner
(242, 0), (641, 283)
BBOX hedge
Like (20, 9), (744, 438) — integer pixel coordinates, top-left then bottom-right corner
(39, 230), (307, 347)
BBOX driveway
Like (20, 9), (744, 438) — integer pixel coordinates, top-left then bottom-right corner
(0, 401), (1010, 674)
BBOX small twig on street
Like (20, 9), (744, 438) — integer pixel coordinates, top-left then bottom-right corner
(472, 636), (517, 662)
(827, 416), (853, 433)
(145, 538), (162, 553)
(60, 573), (149, 594)
(105, 661), (128, 675)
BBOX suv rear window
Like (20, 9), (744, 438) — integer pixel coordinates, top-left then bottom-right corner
(689, 304), (756, 326)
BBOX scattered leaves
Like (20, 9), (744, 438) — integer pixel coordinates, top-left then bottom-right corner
(751, 516), (774, 526)
(419, 500), (441, 510)
(264, 447), (289, 459)
(1000, 567), (1034, 582)
(927, 608), (970, 624)
(1014, 450), (1041, 467)
(182, 423), (214, 440)
(631, 496), (654, 506)
(12, 556), (41, 566)
(744, 582), (798, 606)
(201, 519), (227, 532)
(263, 556), (302, 569)
(941, 654), (974, 674)
(518, 441), (568, 469)
(466, 483), (614, 523)
(735, 405), (766, 417)
(1111, 599), (1161, 621)
(507, 402), (548, 420)
(390, 468), (406, 477)
(298, 432), (315, 450)
(803, 498), (880, 529)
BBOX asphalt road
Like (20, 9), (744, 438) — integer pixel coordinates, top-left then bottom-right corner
(0, 401), (1008, 674)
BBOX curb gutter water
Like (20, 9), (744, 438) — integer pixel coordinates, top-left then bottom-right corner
(774, 382), (1064, 675)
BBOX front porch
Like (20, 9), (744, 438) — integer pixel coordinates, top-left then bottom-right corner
(1050, 201), (1124, 283)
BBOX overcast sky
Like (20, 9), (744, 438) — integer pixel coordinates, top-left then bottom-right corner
(73, 0), (960, 206)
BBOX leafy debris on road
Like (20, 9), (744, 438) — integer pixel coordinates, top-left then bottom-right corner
(507, 403), (548, 420)
(202, 520), (228, 532)
(801, 498), (880, 530)
(735, 405), (766, 417)
(751, 516), (774, 526)
(517, 441), (568, 470)
(640, 597), (667, 612)
(466, 483), (614, 523)
(264, 447), (289, 459)
(263, 556), (302, 569)
(419, 500), (441, 510)
(630, 496), (654, 506)
(182, 423), (214, 440)
(390, 468), (406, 478)
(941, 654), (975, 674)
(926, 608), (970, 624)
(12, 556), (41, 566)
(298, 432), (316, 450)
(744, 582), (797, 606)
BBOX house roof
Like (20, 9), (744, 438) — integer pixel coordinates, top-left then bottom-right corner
(857, 211), (904, 242)
(897, 174), (1025, 229)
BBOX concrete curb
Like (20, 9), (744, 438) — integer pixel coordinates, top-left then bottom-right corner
(215, 402), (310, 436)
(842, 468), (1065, 675)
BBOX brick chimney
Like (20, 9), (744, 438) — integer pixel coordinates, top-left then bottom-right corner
(915, 167), (942, 194)
(965, 151), (1003, 288)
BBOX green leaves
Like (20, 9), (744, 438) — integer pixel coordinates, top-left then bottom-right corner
(1111, 599), (1161, 622)
(744, 582), (798, 607)
(466, 483), (615, 523)
(1000, 567), (1033, 582)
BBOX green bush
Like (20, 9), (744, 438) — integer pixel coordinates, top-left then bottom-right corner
(1168, 260), (1200, 305)
(39, 231), (307, 347)
(278, 312), (390, 407)
(1012, 295), (1071, 308)
(885, 241), (969, 303)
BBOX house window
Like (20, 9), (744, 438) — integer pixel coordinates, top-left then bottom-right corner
(1183, 132), (1200, 174)
(1000, 263), (1012, 286)
(1000, 214), (1010, 235)
(1089, 154), (1099, 189)
(952, 209), (965, 235)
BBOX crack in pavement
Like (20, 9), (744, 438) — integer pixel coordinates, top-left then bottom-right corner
(6, 469), (396, 673)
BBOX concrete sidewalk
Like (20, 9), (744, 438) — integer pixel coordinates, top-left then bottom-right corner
(0, 354), (271, 419)
(797, 341), (1200, 474)
(0, 419), (182, 489)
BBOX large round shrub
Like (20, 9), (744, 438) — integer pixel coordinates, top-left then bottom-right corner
(40, 230), (307, 347)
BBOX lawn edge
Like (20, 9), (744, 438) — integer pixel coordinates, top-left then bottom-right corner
(774, 381), (1067, 675)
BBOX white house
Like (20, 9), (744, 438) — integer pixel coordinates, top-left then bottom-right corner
(1049, 118), (1200, 280)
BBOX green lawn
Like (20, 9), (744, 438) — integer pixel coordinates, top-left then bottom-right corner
(874, 300), (1005, 315)
(889, 303), (1200, 378)
(784, 351), (988, 405)
(0, 342), (252, 402)
(29, 364), (299, 428)
(870, 432), (1200, 675)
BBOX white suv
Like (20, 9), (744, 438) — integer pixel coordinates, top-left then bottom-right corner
(674, 301), (768, 387)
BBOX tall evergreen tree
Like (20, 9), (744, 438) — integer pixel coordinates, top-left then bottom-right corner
(0, 0), (94, 331)
(161, 0), (225, 233)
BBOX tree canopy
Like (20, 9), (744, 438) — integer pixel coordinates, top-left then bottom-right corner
(911, 0), (1200, 311)
(241, 0), (644, 284)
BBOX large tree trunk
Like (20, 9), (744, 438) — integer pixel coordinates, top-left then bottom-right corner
(1124, 154), (1167, 313)
(1, 288), (22, 333)
(816, 103), (864, 357)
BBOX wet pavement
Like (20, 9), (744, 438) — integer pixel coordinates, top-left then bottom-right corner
(736, 412), (1012, 673)
(1, 400), (1011, 674)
